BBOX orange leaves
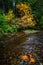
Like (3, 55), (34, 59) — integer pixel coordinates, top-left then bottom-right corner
(21, 54), (36, 63)
(30, 58), (36, 63)
(22, 55), (29, 60)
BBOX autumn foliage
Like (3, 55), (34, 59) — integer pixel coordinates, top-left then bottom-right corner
(22, 54), (36, 63)
(22, 55), (29, 60)
(15, 3), (36, 27)
(6, 9), (14, 22)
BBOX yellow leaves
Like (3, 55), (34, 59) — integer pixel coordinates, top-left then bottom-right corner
(8, 9), (13, 14)
(15, 3), (36, 27)
(20, 14), (36, 27)
(16, 3), (29, 9)
(21, 15), (27, 20)
(7, 17), (10, 21)
(16, 3), (31, 14)
(6, 9), (14, 22)
(24, 4), (28, 9)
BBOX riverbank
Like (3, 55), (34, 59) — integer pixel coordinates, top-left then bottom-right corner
(0, 31), (43, 65)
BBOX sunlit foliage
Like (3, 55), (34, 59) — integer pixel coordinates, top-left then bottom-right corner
(0, 13), (18, 34)
(15, 3), (36, 27)
(6, 9), (14, 22)
(0, 0), (43, 34)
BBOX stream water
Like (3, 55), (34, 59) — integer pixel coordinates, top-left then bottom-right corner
(0, 31), (43, 65)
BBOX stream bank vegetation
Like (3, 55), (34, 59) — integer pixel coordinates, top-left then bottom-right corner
(0, 0), (43, 34)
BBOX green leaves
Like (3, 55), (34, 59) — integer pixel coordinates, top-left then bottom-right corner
(0, 9), (3, 14)
(0, 0), (43, 30)
(24, 0), (37, 5)
(39, 16), (43, 28)
(0, 24), (18, 33)
(0, 9), (19, 34)
(0, 14), (7, 25)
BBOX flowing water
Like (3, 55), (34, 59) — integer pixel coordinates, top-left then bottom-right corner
(0, 31), (43, 65)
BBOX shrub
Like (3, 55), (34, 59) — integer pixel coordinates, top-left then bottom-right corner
(36, 16), (43, 28)
(0, 24), (18, 34)
(0, 14), (7, 25)
(0, 13), (18, 34)
(15, 3), (36, 27)
(6, 9), (14, 22)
